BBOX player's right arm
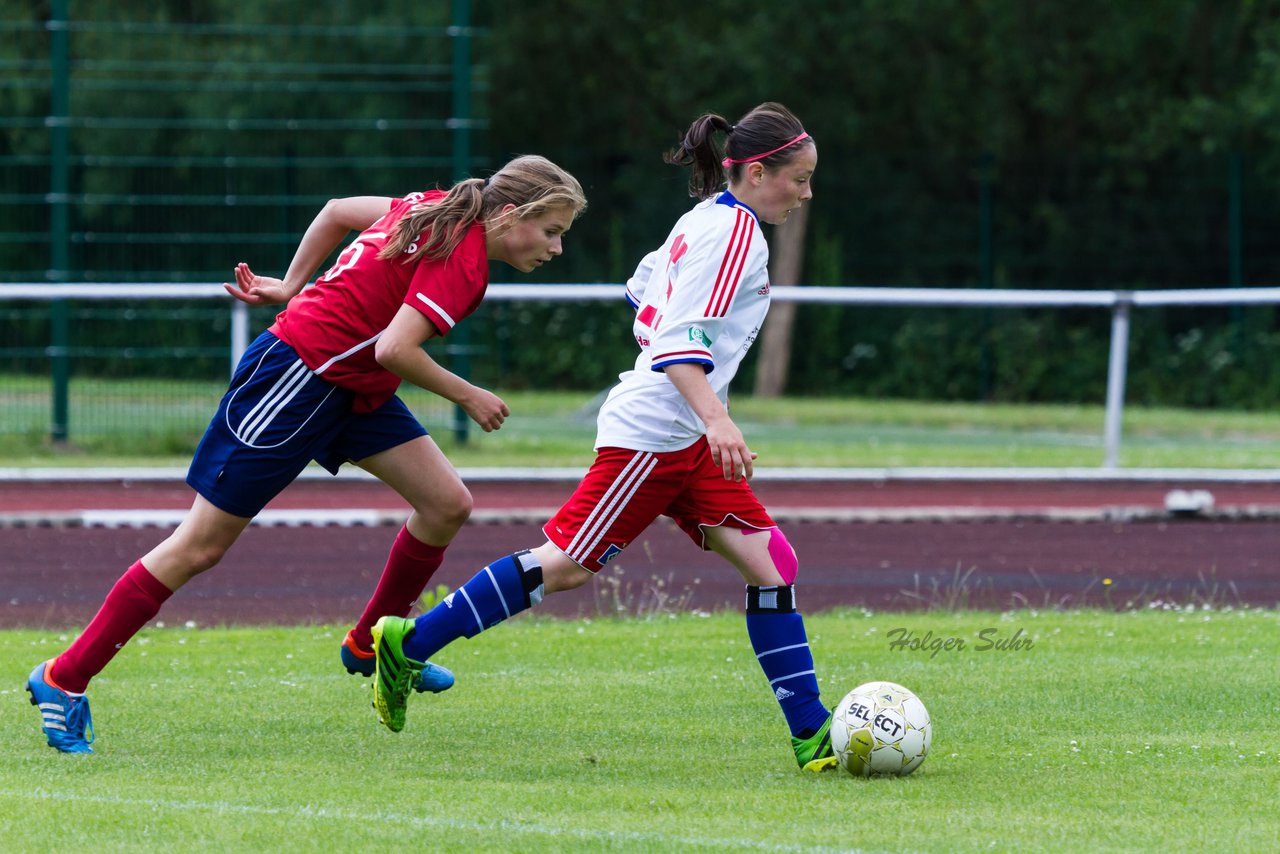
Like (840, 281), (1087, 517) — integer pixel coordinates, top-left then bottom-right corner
(624, 248), (662, 308)
(375, 302), (509, 432)
(224, 196), (393, 305)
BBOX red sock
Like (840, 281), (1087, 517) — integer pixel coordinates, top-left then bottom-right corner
(51, 560), (173, 693)
(351, 526), (447, 650)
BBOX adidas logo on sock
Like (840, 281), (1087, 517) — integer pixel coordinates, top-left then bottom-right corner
(774, 686), (795, 701)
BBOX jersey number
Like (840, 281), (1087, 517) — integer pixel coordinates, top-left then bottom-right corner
(319, 231), (388, 282)
(669, 234), (689, 265)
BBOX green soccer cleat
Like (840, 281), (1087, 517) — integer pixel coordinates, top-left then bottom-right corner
(371, 616), (424, 733)
(341, 629), (455, 694)
(792, 711), (838, 772)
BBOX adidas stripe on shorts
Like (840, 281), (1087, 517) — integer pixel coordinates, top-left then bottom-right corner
(186, 330), (426, 518)
(542, 439), (775, 573)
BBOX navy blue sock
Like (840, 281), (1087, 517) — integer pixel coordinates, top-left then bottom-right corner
(744, 585), (829, 738)
(401, 552), (544, 663)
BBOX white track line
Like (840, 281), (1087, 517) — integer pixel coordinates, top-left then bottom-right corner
(5, 503), (1280, 528)
(3, 465), (1280, 483)
(0, 507), (561, 528)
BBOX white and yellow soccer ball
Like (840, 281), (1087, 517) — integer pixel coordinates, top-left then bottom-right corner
(830, 681), (932, 776)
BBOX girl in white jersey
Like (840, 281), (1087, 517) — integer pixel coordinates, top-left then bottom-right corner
(369, 103), (838, 772)
(27, 155), (586, 754)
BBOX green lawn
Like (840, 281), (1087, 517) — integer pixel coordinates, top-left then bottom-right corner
(3, 375), (1279, 469)
(3, 609), (1277, 852)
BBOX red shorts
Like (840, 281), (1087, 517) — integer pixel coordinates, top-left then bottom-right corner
(542, 438), (776, 573)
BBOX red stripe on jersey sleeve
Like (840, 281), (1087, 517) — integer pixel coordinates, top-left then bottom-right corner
(706, 211), (747, 317)
(705, 209), (752, 317)
(652, 348), (712, 364)
(719, 219), (753, 314)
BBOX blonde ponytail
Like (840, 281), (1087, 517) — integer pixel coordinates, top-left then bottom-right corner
(379, 155), (586, 263)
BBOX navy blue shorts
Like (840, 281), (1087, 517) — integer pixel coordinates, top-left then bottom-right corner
(187, 331), (427, 518)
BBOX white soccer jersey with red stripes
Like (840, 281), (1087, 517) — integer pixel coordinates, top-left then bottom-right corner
(596, 191), (770, 452)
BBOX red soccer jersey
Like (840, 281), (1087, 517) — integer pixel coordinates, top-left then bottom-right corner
(270, 191), (489, 411)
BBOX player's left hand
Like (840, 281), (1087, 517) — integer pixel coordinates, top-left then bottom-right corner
(223, 262), (293, 305)
(706, 417), (757, 482)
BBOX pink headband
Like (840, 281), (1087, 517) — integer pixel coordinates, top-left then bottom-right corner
(721, 132), (810, 168)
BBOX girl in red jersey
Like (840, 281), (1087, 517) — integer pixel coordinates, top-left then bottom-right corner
(367, 105), (838, 772)
(27, 155), (586, 753)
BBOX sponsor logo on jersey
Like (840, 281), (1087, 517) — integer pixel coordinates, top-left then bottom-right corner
(688, 326), (713, 347)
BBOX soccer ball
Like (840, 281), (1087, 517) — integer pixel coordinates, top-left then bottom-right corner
(830, 681), (932, 776)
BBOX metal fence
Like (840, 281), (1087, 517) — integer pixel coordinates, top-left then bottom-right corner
(0, 1), (485, 285)
(4, 282), (1280, 467)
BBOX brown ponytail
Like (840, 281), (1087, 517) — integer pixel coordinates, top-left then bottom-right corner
(664, 113), (734, 200)
(665, 102), (812, 200)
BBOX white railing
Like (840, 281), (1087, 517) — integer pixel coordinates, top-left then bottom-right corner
(5, 282), (1280, 469)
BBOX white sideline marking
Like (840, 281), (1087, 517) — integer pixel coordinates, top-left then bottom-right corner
(0, 789), (858, 853)
(6, 503), (1280, 529)
(0, 508), (561, 528)
(4, 465), (1280, 483)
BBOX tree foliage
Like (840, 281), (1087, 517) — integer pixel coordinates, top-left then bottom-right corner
(4, 0), (1280, 405)
(482, 0), (1280, 288)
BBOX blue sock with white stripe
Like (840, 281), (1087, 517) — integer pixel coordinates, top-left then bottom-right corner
(401, 552), (544, 663)
(745, 585), (829, 738)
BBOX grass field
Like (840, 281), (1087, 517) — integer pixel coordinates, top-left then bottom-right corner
(3, 609), (1277, 852)
(5, 376), (1280, 470)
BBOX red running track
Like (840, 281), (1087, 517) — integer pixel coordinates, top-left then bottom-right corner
(2, 475), (1278, 628)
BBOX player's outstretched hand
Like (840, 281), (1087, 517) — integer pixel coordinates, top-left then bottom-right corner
(460, 387), (511, 433)
(223, 262), (293, 305)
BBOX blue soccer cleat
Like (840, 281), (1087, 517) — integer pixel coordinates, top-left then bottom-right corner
(27, 661), (95, 754)
(341, 629), (454, 694)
